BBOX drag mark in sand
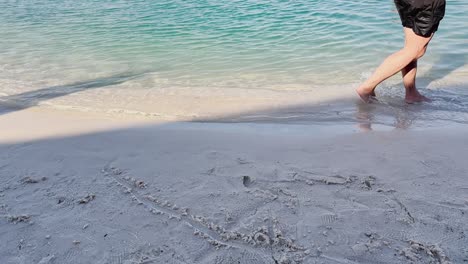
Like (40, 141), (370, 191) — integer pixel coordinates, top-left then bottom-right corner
(20, 176), (47, 184)
(102, 166), (309, 263)
(290, 170), (355, 186)
(5, 214), (31, 224)
(240, 168), (370, 216)
(391, 196), (416, 224)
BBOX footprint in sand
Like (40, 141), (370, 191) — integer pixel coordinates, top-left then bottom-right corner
(320, 214), (339, 226)
(78, 194), (96, 204)
(242, 176), (253, 187)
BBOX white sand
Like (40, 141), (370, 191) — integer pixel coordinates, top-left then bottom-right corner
(1, 106), (467, 264)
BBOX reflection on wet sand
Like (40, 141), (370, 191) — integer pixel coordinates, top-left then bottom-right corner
(355, 100), (415, 132)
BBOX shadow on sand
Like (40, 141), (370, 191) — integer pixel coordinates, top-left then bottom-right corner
(1, 95), (467, 263)
(420, 52), (466, 87)
(0, 72), (147, 116)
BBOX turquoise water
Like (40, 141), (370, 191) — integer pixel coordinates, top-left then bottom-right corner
(0, 0), (467, 124)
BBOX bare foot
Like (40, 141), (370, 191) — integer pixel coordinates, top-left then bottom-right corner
(405, 94), (431, 104)
(356, 85), (376, 103)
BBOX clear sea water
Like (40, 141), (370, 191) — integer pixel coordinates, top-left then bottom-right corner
(1, 0), (467, 127)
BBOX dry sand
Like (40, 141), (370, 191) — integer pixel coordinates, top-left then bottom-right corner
(0, 106), (467, 264)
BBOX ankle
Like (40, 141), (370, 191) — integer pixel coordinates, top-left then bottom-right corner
(357, 83), (375, 94)
(405, 88), (419, 96)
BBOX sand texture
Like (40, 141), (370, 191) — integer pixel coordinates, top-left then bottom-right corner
(1, 109), (467, 264)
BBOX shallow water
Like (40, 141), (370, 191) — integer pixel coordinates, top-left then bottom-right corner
(0, 0), (467, 126)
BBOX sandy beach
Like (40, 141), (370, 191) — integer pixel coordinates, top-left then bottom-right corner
(1, 105), (467, 264)
(2, 0), (467, 263)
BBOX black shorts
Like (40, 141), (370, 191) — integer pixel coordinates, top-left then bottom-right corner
(394, 0), (446, 37)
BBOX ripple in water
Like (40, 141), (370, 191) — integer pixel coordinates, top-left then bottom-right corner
(0, 0), (467, 126)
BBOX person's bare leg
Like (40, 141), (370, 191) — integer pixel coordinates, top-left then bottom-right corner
(356, 28), (433, 102)
(401, 60), (431, 103)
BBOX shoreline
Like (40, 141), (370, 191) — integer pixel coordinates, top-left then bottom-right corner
(2, 103), (467, 144)
(1, 71), (467, 128)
